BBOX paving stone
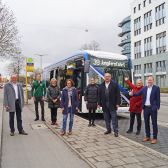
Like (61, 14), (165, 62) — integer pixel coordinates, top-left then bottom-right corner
(94, 161), (112, 168)
(123, 164), (143, 168)
(108, 148), (121, 154)
(94, 155), (111, 162)
(119, 147), (134, 152)
(95, 150), (110, 155)
(108, 159), (125, 167)
(81, 151), (97, 158)
(122, 157), (140, 164)
(136, 155), (152, 162)
(72, 144), (85, 149)
(138, 161), (157, 168)
(108, 144), (119, 149)
(151, 159), (168, 166)
(83, 146), (97, 152)
(120, 151), (136, 157)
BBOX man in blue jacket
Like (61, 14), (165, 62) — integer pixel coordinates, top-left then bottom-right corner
(130, 76), (160, 144)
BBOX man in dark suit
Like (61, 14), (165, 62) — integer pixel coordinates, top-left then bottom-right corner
(130, 76), (160, 144)
(98, 73), (121, 137)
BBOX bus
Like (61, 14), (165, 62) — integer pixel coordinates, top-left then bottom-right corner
(43, 50), (131, 113)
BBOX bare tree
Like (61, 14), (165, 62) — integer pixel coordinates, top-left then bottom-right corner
(81, 40), (100, 51)
(6, 54), (25, 76)
(0, 1), (19, 59)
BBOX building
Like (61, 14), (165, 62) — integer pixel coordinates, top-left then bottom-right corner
(118, 16), (131, 59)
(131, 0), (168, 88)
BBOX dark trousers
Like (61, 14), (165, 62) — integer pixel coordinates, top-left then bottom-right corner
(50, 108), (58, 123)
(144, 107), (158, 139)
(129, 112), (141, 131)
(34, 97), (44, 119)
(9, 100), (23, 133)
(88, 109), (96, 123)
(103, 109), (118, 133)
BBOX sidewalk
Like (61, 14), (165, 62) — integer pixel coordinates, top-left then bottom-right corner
(27, 100), (168, 168)
(0, 90), (3, 165)
(0, 101), (90, 168)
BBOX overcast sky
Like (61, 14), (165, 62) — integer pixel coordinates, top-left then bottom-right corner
(1, 0), (133, 75)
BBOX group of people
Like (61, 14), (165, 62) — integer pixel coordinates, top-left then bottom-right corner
(3, 73), (160, 144)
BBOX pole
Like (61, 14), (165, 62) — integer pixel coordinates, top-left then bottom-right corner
(25, 58), (28, 104)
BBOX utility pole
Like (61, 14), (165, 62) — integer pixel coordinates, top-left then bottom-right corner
(34, 54), (47, 71)
(34, 54), (47, 79)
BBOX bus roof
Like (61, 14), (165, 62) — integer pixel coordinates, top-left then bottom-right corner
(85, 50), (128, 60)
(44, 50), (128, 70)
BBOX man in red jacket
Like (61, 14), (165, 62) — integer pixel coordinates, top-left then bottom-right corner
(125, 77), (143, 135)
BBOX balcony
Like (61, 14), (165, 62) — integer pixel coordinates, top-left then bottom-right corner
(118, 16), (131, 27)
(118, 39), (131, 47)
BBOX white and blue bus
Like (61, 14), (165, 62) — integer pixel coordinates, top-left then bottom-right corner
(43, 50), (131, 113)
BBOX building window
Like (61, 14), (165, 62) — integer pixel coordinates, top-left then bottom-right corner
(155, 3), (165, 26)
(134, 17), (141, 36)
(144, 63), (152, 73)
(134, 41), (141, 59)
(138, 4), (141, 10)
(143, 0), (146, 7)
(144, 37), (152, 56)
(134, 7), (136, 13)
(134, 65), (141, 74)
(144, 11), (152, 32)
(156, 75), (166, 88)
(156, 31), (166, 54)
(156, 60), (166, 72)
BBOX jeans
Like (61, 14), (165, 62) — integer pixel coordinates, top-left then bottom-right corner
(129, 112), (141, 132)
(103, 109), (118, 133)
(50, 108), (58, 123)
(88, 109), (96, 124)
(62, 107), (74, 132)
(144, 107), (158, 139)
(34, 97), (44, 119)
(9, 100), (23, 133)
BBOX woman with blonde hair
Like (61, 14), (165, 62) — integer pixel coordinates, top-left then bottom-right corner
(47, 78), (61, 125)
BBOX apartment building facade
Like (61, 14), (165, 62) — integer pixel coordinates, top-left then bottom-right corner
(131, 0), (168, 88)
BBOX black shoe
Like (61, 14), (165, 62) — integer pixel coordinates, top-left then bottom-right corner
(104, 130), (111, 135)
(19, 130), (28, 135)
(88, 123), (92, 127)
(34, 118), (39, 121)
(92, 123), (96, 127)
(136, 130), (140, 135)
(10, 132), (15, 136)
(126, 129), (133, 134)
(114, 132), (119, 137)
(42, 118), (45, 121)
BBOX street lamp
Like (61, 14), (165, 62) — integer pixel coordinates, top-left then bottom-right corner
(34, 54), (48, 71)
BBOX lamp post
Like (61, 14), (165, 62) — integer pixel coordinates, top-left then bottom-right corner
(34, 54), (47, 72)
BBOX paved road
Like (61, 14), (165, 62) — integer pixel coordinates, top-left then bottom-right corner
(0, 95), (90, 168)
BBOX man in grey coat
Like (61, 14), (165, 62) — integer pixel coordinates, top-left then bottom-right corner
(3, 74), (28, 136)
